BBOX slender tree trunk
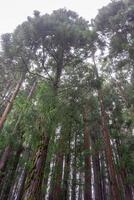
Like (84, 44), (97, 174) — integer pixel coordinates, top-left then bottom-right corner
(83, 106), (92, 200)
(78, 171), (83, 200)
(53, 52), (63, 93)
(52, 154), (64, 200)
(0, 146), (23, 200)
(53, 65), (63, 93)
(48, 157), (56, 200)
(44, 132), (57, 200)
(0, 145), (11, 172)
(53, 125), (72, 200)
(98, 90), (121, 200)
(13, 81), (37, 133)
(52, 131), (65, 200)
(0, 80), (14, 115)
(42, 160), (51, 199)
(0, 81), (36, 193)
(16, 167), (27, 200)
(0, 145), (12, 194)
(92, 135), (103, 200)
(120, 168), (133, 200)
(71, 131), (78, 200)
(0, 74), (25, 129)
(71, 152), (77, 200)
(100, 151), (109, 200)
(9, 166), (27, 200)
(116, 139), (133, 200)
(62, 147), (71, 200)
(92, 55), (121, 200)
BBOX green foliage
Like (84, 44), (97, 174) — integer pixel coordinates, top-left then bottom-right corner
(0, 5), (134, 199)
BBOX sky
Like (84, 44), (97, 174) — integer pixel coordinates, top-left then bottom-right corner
(0, 0), (111, 35)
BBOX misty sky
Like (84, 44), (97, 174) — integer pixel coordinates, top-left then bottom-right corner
(0, 0), (111, 35)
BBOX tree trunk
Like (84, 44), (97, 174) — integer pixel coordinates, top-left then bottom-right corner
(83, 106), (92, 200)
(42, 160), (51, 199)
(71, 131), (78, 200)
(0, 145), (12, 192)
(120, 168), (133, 200)
(62, 149), (71, 200)
(0, 81), (36, 195)
(98, 90), (121, 200)
(16, 167), (27, 200)
(116, 139), (133, 200)
(9, 166), (27, 200)
(92, 55), (121, 200)
(52, 132), (64, 200)
(52, 154), (64, 200)
(78, 171), (83, 200)
(13, 80), (37, 133)
(48, 157), (56, 200)
(0, 74), (25, 129)
(71, 154), (77, 200)
(92, 136), (103, 200)
(0, 146), (23, 200)
(22, 135), (50, 200)
(22, 54), (63, 199)
(53, 57), (63, 93)
(0, 145), (11, 172)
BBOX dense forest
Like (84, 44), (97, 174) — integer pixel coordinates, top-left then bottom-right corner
(0, 0), (134, 199)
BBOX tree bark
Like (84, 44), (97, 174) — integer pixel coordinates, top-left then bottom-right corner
(0, 145), (11, 172)
(0, 145), (12, 194)
(78, 171), (83, 200)
(71, 152), (77, 200)
(52, 154), (64, 200)
(22, 135), (50, 200)
(92, 54), (121, 200)
(0, 146), (23, 200)
(0, 74), (25, 129)
(62, 147), (71, 200)
(92, 134), (103, 200)
(22, 50), (63, 199)
(99, 91), (121, 200)
(116, 139), (133, 200)
(0, 81), (36, 195)
(52, 131), (64, 200)
(9, 166), (27, 200)
(16, 167), (27, 200)
(83, 106), (92, 200)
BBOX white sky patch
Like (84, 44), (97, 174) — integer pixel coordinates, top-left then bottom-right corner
(0, 0), (111, 35)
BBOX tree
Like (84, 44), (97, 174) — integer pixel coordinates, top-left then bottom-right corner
(0, 4), (133, 200)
